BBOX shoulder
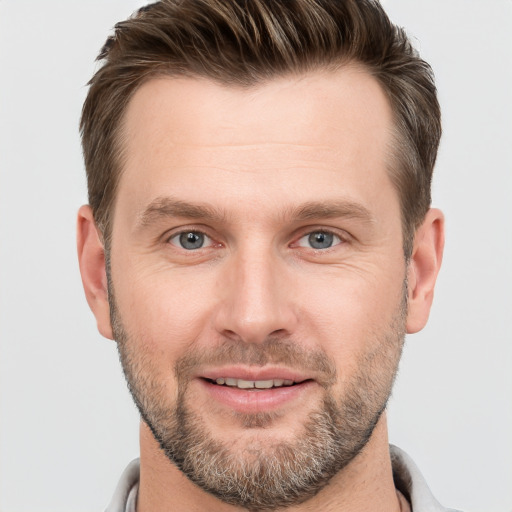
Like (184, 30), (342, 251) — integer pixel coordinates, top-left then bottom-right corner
(390, 445), (463, 512)
(105, 459), (140, 512)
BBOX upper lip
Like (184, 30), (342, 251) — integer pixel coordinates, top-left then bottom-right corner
(198, 366), (312, 383)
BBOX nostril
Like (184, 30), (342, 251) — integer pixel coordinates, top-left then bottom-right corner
(269, 328), (288, 338)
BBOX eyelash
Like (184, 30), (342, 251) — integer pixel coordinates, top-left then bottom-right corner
(294, 229), (345, 250)
(167, 230), (216, 250)
(165, 227), (347, 252)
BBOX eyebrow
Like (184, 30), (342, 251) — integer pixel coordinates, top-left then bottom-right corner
(292, 201), (374, 223)
(135, 196), (375, 230)
(136, 197), (227, 229)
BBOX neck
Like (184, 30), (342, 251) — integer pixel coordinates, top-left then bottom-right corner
(137, 411), (402, 512)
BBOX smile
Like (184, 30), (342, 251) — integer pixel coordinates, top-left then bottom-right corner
(210, 378), (297, 389)
(199, 374), (315, 413)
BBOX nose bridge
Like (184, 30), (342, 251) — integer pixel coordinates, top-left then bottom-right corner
(215, 240), (296, 343)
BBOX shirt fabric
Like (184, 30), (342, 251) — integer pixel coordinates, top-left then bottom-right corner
(105, 445), (462, 512)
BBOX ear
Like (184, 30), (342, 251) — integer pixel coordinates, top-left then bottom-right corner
(406, 208), (445, 334)
(77, 205), (114, 340)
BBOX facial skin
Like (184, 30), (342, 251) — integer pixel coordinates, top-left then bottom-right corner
(78, 66), (444, 511)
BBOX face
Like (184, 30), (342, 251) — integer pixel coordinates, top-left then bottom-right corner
(108, 68), (408, 508)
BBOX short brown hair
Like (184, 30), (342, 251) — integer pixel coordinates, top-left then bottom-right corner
(80, 0), (441, 256)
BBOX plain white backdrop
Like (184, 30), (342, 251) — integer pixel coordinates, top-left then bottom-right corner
(0, 1), (511, 511)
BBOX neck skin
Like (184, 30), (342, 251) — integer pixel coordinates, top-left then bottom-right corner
(137, 411), (403, 512)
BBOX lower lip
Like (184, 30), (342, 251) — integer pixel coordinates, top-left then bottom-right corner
(198, 379), (316, 414)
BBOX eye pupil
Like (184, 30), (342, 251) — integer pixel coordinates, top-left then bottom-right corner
(179, 231), (204, 250)
(308, 231), (333, 249)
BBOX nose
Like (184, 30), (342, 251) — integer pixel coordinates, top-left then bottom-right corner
(213, 246), (298, 344)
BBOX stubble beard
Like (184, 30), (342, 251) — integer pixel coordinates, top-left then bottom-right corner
(109, 282), (407, 511)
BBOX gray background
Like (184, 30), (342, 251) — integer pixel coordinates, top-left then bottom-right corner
(0, 1), (511, 511)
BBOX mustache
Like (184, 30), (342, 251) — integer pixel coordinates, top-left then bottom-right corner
(174, 337), (337, 388)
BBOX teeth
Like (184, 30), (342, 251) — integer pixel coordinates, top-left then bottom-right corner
(214, 378), (296, 389)
(254, 380), (274, 389)
(237, 379), (255, 389)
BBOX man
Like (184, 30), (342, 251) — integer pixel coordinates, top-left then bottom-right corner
(77, 0), (455, 511)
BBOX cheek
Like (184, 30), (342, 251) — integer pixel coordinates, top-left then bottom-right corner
(295, 266), (405, 365)
(112, 260), (220, 362)
(110, 242), (406, 374)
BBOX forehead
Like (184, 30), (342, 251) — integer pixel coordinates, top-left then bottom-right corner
(117, 67), (395, 221)
(122, 65), (392, 153)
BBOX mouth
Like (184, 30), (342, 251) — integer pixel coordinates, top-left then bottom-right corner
(197, 370), (316, 414)
(205, 377), (303, 390)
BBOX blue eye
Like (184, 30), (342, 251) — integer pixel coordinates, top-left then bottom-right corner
(297, 231), (341, 249)
(169, 231), (211, 250)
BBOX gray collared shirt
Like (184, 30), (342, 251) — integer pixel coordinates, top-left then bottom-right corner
(105, 445), (462, 512)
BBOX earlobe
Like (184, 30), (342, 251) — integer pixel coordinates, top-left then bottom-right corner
(76, 205), (114, 340)
(406, 208), (445, 334)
